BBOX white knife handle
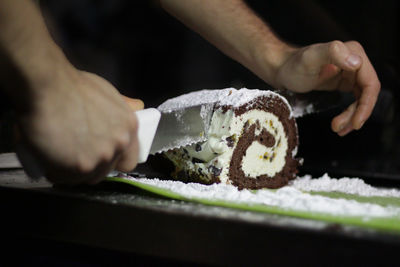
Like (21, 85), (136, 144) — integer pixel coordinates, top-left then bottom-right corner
(135, 108), (161, 163)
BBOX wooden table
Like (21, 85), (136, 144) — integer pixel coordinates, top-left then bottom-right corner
(1, 153), (400, 265)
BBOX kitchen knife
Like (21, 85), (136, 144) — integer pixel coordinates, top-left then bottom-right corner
(136, 103), (214, 163)
(16, 103), (214, 179)
(276, 89), (342, 118)
(136, 89), (342, 162)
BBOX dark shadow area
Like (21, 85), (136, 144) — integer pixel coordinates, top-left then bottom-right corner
(1, 1), (400, 263)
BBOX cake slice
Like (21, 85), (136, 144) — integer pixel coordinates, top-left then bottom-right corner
(158, 88), (300, 189)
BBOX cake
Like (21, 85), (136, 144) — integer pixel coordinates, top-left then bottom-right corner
(158, 88), (300, 190)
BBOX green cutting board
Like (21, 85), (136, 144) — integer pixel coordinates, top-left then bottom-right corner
(107, 176), (400, 234)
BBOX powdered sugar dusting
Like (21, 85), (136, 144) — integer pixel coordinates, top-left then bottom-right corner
(113, 173), (400, 219)
(158, 88), (292, 116)
(292, 103), (315, 118)
(292, 173), (400, 198)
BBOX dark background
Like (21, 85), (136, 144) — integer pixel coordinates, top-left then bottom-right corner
(1, 1), (400, 265)
(1, 0), (400, 181)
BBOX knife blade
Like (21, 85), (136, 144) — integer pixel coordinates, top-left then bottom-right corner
(276, 89), (342, 118)
(136, 89), (342, 162)
(150, 103), (214, 154)
(136, 103), (214, 163)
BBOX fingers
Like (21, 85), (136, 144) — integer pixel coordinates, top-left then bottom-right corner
(331, 101), (357, 134)
(337, 123), (354, 137)
(330, 42), (380, 135)
(87, 115), (139, 183)
(318, 63), (341, 83)
(321, 41), (380, 135)
(54, 100), (140, 184)
(352, 82), (379, 130)
(92, 95), (142, 177)
(115, 113), (139, 172)
(106, 96), (142, 175)
(85, 157), (118, 185)
(123, 96), (144, 111)
(49, 121), (137, 185)
(346, 42), (381, 130)
(303, 41), (362, 76)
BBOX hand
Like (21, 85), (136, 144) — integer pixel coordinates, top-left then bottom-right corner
(275, 40), (381, 136)
(16, 66), (144, 185)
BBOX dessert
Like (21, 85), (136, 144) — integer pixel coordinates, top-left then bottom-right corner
(158, 88), (300, 189)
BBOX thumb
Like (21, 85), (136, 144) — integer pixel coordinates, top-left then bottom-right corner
(304, 41), (362, 73)
(122, 95), (144, 111)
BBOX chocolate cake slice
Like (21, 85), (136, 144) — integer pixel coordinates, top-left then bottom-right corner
(158, 88), (300, 190)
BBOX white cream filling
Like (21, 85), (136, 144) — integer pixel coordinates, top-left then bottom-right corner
(241, 113), (288, 177)
(181, 109), (289, 183)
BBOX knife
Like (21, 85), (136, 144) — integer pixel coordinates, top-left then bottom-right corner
(137, 90), (342, 161)
(136, 104), (214, 163)
(276, 89), (342, 118)
(15, 104), (214, 179)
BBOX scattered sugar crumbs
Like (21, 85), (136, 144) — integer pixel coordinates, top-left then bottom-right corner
(110, 172), (400, 219)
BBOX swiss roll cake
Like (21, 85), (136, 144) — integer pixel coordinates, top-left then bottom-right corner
(158, 88), (300, 189)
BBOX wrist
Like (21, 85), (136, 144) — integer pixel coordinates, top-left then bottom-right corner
(26, 45), (74, 93)
(2, 42), (74, 112)
(0, 0), (74, 111)
(250, 41), (296, 89)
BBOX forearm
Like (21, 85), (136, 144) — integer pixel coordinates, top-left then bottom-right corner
(160, 0), (293, 87)
(0, 0), (69, 108)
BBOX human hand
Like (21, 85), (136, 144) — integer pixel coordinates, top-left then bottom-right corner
(16, 66), (143, 185)
(275, 41), (380, 136)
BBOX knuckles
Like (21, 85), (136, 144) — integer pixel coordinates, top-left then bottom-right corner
(328, 40), (344, 57)
(129, 113), (139, 132)
(299, 46), (319, 72)
(346, 40), (364, 52)
(114, 131), (131, 152)
(98, 145), (116, 163)
(74, 121), (137, 176)
(75, 154), (97, 174)
(376, 80), (382, 91)
(115, 165), (133, 173)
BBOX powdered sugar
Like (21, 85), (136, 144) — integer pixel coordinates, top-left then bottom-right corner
(115, 174), (400, 219)
(292, 173), (400, 198)
(292, 103), (315, 118)
(158, 88), (292, 116)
